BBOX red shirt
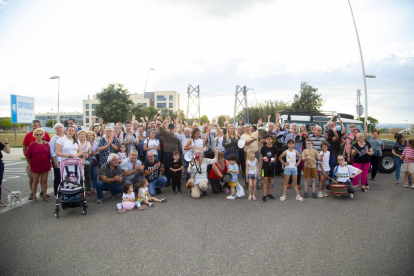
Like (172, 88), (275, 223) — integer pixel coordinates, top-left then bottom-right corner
(23, 131), (51, 147)
(25, 142), (51, 173)
(208, 160), (228, 180)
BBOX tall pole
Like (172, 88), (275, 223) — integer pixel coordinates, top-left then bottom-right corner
(57, 77), (60, 123)
(348, 0), (368, 125)
(142, 68), (154, 106)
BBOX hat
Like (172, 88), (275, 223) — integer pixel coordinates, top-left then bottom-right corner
(168, 123), (175, 129)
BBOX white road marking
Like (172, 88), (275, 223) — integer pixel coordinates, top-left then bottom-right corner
(0, 187), (55, 214)
(4, 161), (26, 166)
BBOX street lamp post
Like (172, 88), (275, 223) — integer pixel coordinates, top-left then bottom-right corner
(405, 120), (409, 134)
(50, 76), (60, 123)
(142, 68), (155, 106)
(348, 1), (376, 129)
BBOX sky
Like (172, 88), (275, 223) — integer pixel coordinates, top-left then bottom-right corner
(0, 0), (413, 124)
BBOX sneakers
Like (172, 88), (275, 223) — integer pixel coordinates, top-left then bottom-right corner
(96, 199), (102, 204)
(227, 194), (237, 200)
(304, 191), (309, 198)
(267, 194), (275, 200)
(396, 180), (400, 185)
(318, 191), (323, 198)
(177, 190), (182, 194)
(160, 198), (167, 203)
(404, 183), (409, 188)
(28, 193), (33, 200)
(261, 196), (267, 203)
(322, 191), (328, 197)
(350, 193), (354, 199)
(280, 195), (286, 201)
(172, 190), (176, 195)
(411, 184), (414, 189)
(295, 195), (304, 201)
(149, 203), (154, 207)
(222, 188), (230, 194)
(312, 192), (317, 198)
(118, 209), (126, 214)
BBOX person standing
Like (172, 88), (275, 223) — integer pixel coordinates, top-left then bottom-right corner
(222, 124), (239, 162)
(98, 127), (119, 167)
(308, 126), (326, 152)
(260, 135), (277, 202)
(49, 123), (65, 196)
(0, 136), (11, 207)
(241, 124), (260, 189)
(119, 121), (138, 156)
(86, 131), (99, 195)
(351, 133), (373, 192)
(159, 119), (181, 187)
(364, 125), (384, 181)
(285, 123), (305, 189)
(392, 134), (412, 185)
(23, 120), (51, 200)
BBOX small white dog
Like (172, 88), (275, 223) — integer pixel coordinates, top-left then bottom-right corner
(8, 191), (22, 207)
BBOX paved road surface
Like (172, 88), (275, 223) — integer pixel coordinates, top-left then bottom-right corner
(1, 163), (413, 275)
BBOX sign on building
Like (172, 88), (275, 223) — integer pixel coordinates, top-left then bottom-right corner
(10, 94), (35, 123)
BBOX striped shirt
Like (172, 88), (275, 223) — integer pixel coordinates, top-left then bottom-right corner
(403, 147), (414, 163)
(308, 134), (326, 151)
(188, 158), (217, 185)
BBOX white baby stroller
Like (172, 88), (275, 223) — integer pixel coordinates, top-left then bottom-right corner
(55, 158), (88, 218)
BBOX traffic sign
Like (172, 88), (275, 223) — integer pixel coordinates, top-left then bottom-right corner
(357, 105), (364, 117)
(10, 94), (35, 123)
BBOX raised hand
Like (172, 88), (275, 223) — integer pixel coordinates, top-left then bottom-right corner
(99, 118), (103, 124)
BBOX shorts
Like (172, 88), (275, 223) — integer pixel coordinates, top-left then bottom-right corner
(137, 196), (150, 203)
(262, 169), (275, 178)
(403, 163), (414, 173)
(304, 167), (317, 179)
(228, 181), (237, 187)
(247, 174), (256, 180)
(26, 162), (32, 178)
(284, 167), (298, 176)
(318, 170), (330, 176)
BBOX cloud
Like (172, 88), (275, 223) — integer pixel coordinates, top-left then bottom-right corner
(0, 0), (7, 9)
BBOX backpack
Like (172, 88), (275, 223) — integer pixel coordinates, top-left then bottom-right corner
(123, 132), (136, 141)
(139, 138), (150, 157)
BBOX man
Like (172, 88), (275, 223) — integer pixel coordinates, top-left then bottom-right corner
(285, 123), (305, 188)
(281, 122), (291, 143)
(222, 121), (229, 135)
(96, 153), (123, 203)
(237, 125), (246, 177)
(310, 123), (316, 135)
(23, 120), (51, 200)
(122, 150), (144, 186)
(175, 127), (192, 181)
(241, 124), (260, 189)
(144, 152), (167, 196)
(325, 115), (346, 183)
(308, 126), (326, 152)
(159, 120), (181, 187)
(132, 120), (139, 136)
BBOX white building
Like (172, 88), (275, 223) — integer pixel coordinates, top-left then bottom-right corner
(35, 111), (83, 127)
(83, 91), (181, 127)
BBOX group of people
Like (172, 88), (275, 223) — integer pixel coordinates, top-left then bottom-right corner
(0, 111), (413, 209)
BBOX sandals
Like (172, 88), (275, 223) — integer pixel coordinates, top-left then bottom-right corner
(31, 197), (37, 204)
(137, 206), (147, 211)
(361, 187), (367, 192)
(248, 195), (252, 201)
(296, 195), (304, 201)
(371, 178), (377, 181)
(43, 196), (52, 202)
(404, 184), (409, 188)
(252, 196), (257, 201)
(280, 195), (286, 201)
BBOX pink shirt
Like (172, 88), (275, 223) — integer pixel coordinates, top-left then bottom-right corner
(403, 147), (414, 163)
(345, 134), (355, 154)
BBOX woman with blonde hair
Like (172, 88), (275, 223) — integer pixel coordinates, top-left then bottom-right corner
(351, 132), (373, 192)
(87, 131), (99, 194)
(223, 124), (239, 162)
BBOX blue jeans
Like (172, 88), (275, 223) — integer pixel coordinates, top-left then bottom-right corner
(0, 161), (4, 201)
(91, 165), (98, 190)
(183, 159), (190, 182)
(395, 156), (412, 182)
(148, 176), (167, 196)
(224, 151), (239, 163)
(96, 180), (123, 200)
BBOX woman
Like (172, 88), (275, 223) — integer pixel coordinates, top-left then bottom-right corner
(143, 129), (161, 163)
(188, 147), (218, 198)
(119, 121), (137, 155)
(222, 124), (239, 162)
(98, 127), (119, 167)
(237, 125), (246, 178)
(0, 136), (11, 207)
(351, 133), (373, 192)
(208, 151), (230, 194)
(78, 130), (91, 195)
(299, 124), (308, 138)
(87, 131), (99, 195)
(215, 129), (225, 153)
(56, 126), (82, 163)
(364, 125), (384, 181)
(136, 125), (146, 162)
(50, 123), (65, 196)
(345, 125), (359, 163)
(25, 128), (52, 203)
(392, 134), (411, 185)
(184, 128), (207, 153)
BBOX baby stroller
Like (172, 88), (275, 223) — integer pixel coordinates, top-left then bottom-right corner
(55, 158), (88, 218)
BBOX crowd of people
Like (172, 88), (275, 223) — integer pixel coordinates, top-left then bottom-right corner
(0, 111), (413, 209)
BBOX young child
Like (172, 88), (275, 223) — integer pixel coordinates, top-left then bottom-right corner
(278, 138), (303, 201)
(137, 179), (167, 207)
(302, 139), (320, 198)
(318, 141), (331, 198)
(333, 154), (362, 199)
(117, 144), (128, 163)
(170, 151), (184, 194)
(226, 154), (239, 200)
(260, 134), (277, 203)
(116, 183), (147, 213)
(245, 149), (260, 201)
(402, 139), (414, 188)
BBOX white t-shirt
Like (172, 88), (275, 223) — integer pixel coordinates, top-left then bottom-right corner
(216, 136), (225, 152)
(335, 165), (360, 183)
(122, 192), (135, 203)
(57, 136), (79, 162)
(318, 151), (331, 171)
(286, 150), (297, 168)
(190, 138), (204, 153)
(146, 138), (159, 156)
(79, 141), (91, 153)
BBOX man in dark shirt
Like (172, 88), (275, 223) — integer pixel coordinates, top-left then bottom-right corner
(96, 153), (123, 203)
(144, 152), (167, 196)
(325, 115), (346, 182)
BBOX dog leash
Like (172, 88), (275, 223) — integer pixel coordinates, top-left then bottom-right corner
(1, 186), (12, 193)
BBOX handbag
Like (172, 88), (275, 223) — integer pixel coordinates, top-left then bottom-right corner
(91, 158), (98, 166)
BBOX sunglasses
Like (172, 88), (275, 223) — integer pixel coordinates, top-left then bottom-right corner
(35, 133), (43, 136)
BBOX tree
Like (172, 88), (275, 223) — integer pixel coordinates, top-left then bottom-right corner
(46, 119), (55, 128)
(200, 115), (210, 125)
(217, 116), (226, 127)
(291, 82), (324, 111)
(94, 83), (133, 123)
(358, 116), (379, 130)
(235, 99), (291, 124)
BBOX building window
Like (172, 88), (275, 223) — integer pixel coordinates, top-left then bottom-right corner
(86, 125), (89, 128)
(157, 103), (166, 108)
(169, 95), (173, 101)
(92, 111), (95, 116)
(169, 103), (173, 108)
(85, 104), (89, 109)
(143, 103), (147, 107)
(86, 111), (89, 116)
(157, 95), (166, 101)
(86, 118), (89, 123)
(92, 104), (97, 109)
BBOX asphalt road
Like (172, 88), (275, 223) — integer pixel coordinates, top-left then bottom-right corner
(1, 167), (414, 275)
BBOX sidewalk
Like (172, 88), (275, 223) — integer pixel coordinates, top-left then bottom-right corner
(3, 148), (25, 161)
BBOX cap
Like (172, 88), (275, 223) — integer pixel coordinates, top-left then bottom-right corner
(168, 123), (175, 129)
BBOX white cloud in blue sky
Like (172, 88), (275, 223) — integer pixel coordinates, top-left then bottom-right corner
(0, 0), (413, 123)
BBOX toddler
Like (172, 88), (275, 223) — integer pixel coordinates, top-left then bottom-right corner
(116, 183), (147, 213)
(137, 179), (167, 207)
(226, 154), (239, 200)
